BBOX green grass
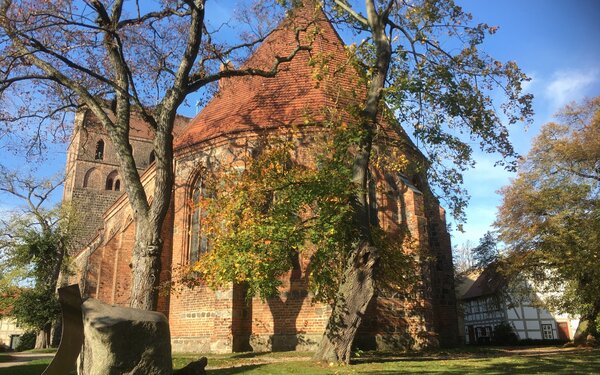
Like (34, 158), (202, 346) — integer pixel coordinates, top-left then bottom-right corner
(0, 347), (597, 375)
(0, 359), (50, 375)
(172, 348), (600, 374)
(0, 353), (14, 363)
(173, 350), (312, 369)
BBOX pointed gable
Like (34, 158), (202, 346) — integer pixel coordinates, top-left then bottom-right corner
(461, 263), (507, 300)
(175, 4), (362, 151)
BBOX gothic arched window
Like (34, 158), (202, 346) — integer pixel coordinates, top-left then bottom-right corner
(149, 151), (155, 164)
(106, 170), (118, 190)
(83, 167), (98, 188)
(188, 175), (215, 264)
(368, 173), (378, 226)
(95, 139), (105, 160)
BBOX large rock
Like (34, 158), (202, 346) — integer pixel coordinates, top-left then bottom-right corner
(79, 298), (172, 375)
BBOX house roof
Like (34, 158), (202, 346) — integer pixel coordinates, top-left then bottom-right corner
(461, 263), (506, 300)
(455, 270), (480, 298)
(174, 4), (365, 151)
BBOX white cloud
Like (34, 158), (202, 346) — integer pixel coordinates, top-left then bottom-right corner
(521, 72), (536, 93)
(544, 69), (598, 109)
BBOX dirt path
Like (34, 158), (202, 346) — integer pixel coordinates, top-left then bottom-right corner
(0, 352), (55, 369)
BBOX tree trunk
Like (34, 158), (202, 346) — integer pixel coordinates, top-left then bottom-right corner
(50, 319), (62, 347)
(574, 302), (599, 345)
(314, 1), (391, 363)
(313, 241), (378, 363)
(129, 219), (163, 310)
(34, 324), (51, 349)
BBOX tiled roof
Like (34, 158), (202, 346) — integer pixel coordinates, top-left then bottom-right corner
(175, 4), (364, 150)
(461, 263), (506, 300)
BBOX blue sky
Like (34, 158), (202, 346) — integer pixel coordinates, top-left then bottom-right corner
(1, 0), (599, 250)
(448, 0), (600, 247)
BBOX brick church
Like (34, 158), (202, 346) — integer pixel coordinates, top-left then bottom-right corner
(63, 5), (458, 353)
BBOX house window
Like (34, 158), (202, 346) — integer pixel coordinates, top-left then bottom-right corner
(477, 326), (491, 338)
(149, 151), (155, 164)
(114, 179), (121, 191)
(542, 324), (554, 340)
(95, 139), (105, 160)
(189, 175), (215, 264)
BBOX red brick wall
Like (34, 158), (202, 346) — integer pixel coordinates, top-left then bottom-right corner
(75, 131), (458, 354)
(70, 4), (459, 355)
(247, 262), (331, 352)
(78, 195), (174, 318)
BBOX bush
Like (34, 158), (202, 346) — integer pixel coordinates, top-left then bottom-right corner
(516, 338), (567, 346)
(492, 322), (518, 345)
(15, 331), (36, 351)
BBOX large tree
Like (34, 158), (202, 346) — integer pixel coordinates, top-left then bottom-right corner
(0, 168), (70, 348)
(0, 0), (309, 310)
(307, 0), (532, 362)
(496, 97), (600, 344)
(197, 0), (532, 363)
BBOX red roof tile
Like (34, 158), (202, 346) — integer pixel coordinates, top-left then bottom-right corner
(175, 5), (364, 150)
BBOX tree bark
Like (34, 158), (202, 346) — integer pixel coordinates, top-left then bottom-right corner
(574, 301), (599, 345)
(313, 242), (377, 363)
(314, 0), (392, 363)
(129, 219), (163, 310)
(34, 324), (51, 349)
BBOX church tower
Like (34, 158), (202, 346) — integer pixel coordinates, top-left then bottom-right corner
(63, 107), (158, 249)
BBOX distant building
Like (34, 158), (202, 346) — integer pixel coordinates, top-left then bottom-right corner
(0, 291), (25, 350)
(0, 317), (24, 350)
(455, 270), (479, 344)
(459, 264), (579, 344)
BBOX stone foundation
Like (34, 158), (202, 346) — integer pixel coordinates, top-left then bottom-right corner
(249, 334), (321, 352)
(171, 336), (232, 354)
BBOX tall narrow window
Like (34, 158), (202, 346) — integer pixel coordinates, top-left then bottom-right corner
(149, 151), (156, 164)
(106, 170), (119, 191)
(384, 174), (400, 227)
(83, 167), (98, 188)
(95, 140), (105, 160)
(189, 176), (215, 264)
(368, 176), (378, 226)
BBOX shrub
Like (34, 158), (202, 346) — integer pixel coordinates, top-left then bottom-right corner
(15, 331), (36, 351)
(492, 322), (518, 345)
(517, 338), (567, 346)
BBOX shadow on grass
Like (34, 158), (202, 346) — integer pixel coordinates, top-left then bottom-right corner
(354, 350), (600, 375)
(228, 352), (274, 359)
(350, 346), (593, 365)
(0, 362), (49, 375)
(207, 364), (265, 374)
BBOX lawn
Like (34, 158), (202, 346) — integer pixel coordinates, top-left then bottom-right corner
(175, 348), (600, 374)
(0, 347), (597, 374)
